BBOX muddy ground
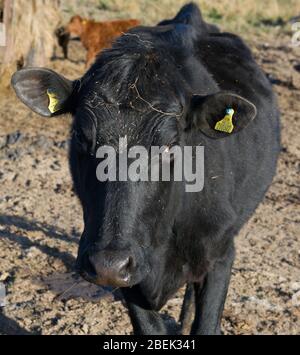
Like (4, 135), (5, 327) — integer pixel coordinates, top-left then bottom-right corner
(0, 26), (299, 334)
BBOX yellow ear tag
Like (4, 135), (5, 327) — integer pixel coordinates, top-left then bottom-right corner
(47, 89), (61, 114)
(82, 20), (87, 25)
(214, 108), (235, 134)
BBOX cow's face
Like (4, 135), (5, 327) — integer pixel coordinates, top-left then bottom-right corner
(11, 60), (256, 288)
(66, 15), (85, 37)
(70, 76), (183, 287)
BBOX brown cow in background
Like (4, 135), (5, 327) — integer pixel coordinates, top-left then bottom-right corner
(66, 15), (140, 67)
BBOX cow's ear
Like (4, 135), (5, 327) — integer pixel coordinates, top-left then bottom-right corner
(187, 92), (257, 139)
(11, 68), (74, 117)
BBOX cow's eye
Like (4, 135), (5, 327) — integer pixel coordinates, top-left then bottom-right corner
(165, 138), (179, 151)
(159, 141), (180, 166)
(73, 129), (95, 156)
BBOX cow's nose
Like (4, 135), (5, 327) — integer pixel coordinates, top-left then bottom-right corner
(87, 251), (134, 287)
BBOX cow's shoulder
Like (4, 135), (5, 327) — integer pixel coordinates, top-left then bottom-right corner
(195, 32), (272, 102)
(198, 32), (253, 63)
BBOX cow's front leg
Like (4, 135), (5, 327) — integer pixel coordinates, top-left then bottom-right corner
(191, 243), (235, 335)
(125, 302), (168, 335)
(179, 283), (195, 335)
(121, 288), (168, 335)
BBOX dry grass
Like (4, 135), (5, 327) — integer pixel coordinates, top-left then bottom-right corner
(60, 0), (300, 34)
(1, 0), (299, 86)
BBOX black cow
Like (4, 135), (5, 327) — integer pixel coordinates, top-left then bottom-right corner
(11, 3), (280, 335)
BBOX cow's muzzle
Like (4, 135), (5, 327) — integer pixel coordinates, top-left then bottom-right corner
(77, 248), (137, 288)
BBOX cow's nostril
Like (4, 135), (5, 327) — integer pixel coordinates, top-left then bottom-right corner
(118, 256), (134, 279)
(128, 256), (134, 269)
(128, 256), (137, 272)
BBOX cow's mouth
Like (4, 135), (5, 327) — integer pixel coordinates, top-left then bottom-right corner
(78, 269), (134, 288)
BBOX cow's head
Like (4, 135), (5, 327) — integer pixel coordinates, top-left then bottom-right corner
(66, 15), (86, 37)
(11, 26), (256, 298)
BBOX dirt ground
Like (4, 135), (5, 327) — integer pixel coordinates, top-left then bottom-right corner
(0, 10), (300, 335)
